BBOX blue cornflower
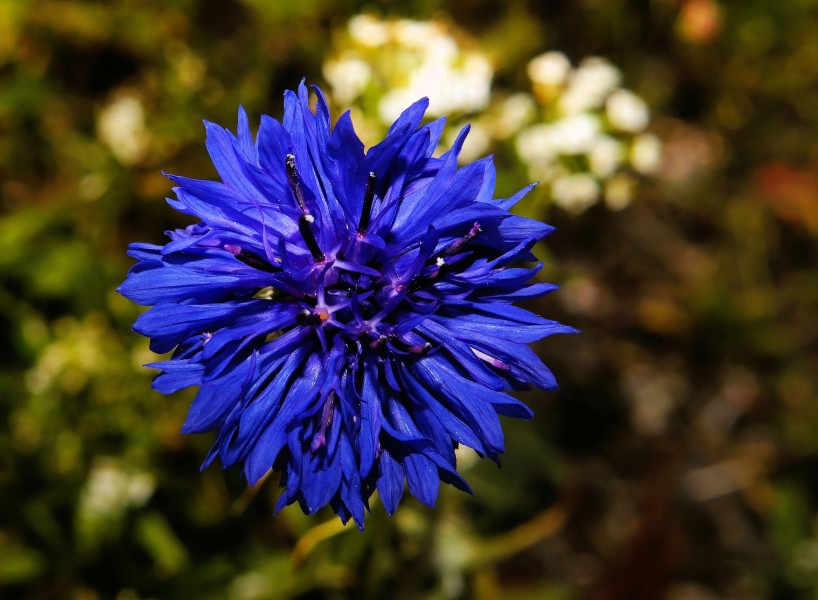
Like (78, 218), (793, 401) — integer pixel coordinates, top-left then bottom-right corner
(119, 82), (574, 528)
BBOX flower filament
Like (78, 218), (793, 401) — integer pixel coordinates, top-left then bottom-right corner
(286, 154), (325, 263)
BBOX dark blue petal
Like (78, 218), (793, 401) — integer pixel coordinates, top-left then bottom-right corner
(204, 121), (263, 199)
(404, 453), (439, 507)
(149, 360), (205, 394)
(182, 351), (256, 434)
(326, 110), (366, 221)
(357, 360), (383, 479)
(236, 106), (257, 164)
(134, 301), (264, 354)
(397, 365), (487, 455)
(241, 349), (319, 483)
(376, 448), (404, 515)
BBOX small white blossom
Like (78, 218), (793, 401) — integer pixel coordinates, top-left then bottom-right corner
(494, 93), (536, 138)
(607, 89), (650, 132)
(604, 173), (636, 211)
(393, 19), (436, 47)
(516, 124), (557, 165)
(552, 174), (600, 213)
(589, 136), (624, 178)
(98, 95), (148, 165)
(81, 462), (155, 519)
(573, 57), (622, 95)
(425, 34), (459, 62)
(631, 133), (662, 174)
(322, 55), (372, 105)
(527, 51), (571, 87)
(549, 113), (600, 155)
(559, 57), (621, 114)
(348, 14), (390, 47)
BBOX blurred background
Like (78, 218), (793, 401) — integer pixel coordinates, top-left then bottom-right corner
(1, 0), (817, 598)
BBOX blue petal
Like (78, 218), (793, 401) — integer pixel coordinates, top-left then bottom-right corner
(241, 349), (319, 483)
(376, 448), (404, 515)
(404, 453), (439, 507)
(149, 360), (205, 394)
(134, 301), (265, 354)
(397, 365), (487, 455)
(236, 106), (257, 164)
(358, 360), (383, 479)
(326, 110), (366, 220)
(182, 351), (256, 434)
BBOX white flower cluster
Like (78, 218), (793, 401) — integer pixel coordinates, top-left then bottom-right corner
(323, 15), (493, 148)
(80, 460), (155, 520)
(515, 52), (661, 213)
(324, 17), (660, 215)
(98, 94), (149, 165)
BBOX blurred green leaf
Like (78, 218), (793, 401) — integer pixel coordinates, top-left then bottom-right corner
(0, 539), (46, 585)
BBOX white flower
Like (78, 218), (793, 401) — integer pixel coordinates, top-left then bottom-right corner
(82, 462), (155, 518)
(527, 51), (571, 87)
(420, 54), (492, 117)
(574, 57), (621, 94)
(322, 55), (372, 105)
(559, 57), (621, 114)
(338, 16), (493, 124)
(589, 136), (624, 178)
(348, 14), (390, 47)
(494, 93), (536, 138)
(551, 174), (600, 213)
(378, 88), (419, 124)
(98, 95), (148, 165)
(631, 133), (662, 174)
(604, 173), (636, 211)
(424, 33), (458, 62)
(516, 124), (557, 165)
(549, 113), (600, 155)
(393, 19), (436, 46)
(126, 473), (156, 506)
(607, 89), (650, 132)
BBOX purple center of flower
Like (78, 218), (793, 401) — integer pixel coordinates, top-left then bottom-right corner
(248, 153), (483, 361)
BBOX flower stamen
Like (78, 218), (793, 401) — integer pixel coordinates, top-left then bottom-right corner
(286, 154), (326, 262)
(357, 171), (378, 235)
(225, 244), (279, 272)
(310, 392), (335, 452)
(285, 153), (308, 213)
(297, 309), (323, 326)
(388, 335), (431, 355)
(405, 223), (482, 293)
(438, 221), (482, 259)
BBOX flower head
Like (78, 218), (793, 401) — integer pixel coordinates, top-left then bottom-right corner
(120, 82), (573, 528)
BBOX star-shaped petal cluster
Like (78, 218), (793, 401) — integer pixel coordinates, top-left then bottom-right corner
(120, 82), (574, 528)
